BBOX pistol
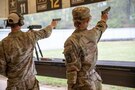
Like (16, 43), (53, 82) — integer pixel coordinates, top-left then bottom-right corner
(27, 25), (42, 29)
(52, 18), (61, 21)
(101, 6), (111, 14)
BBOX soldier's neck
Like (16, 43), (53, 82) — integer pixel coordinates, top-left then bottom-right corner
(11, 26), (21, 32)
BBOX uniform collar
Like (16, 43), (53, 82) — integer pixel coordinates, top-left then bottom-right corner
(9, 30), (22, 36)
(73, 28), (87, 33)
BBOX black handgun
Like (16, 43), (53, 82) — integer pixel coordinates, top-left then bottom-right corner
(101, 6), (111, 15)
(52, 18), (61, 21)
(52, 18), (61, 29)
(27, 25), (42, 29)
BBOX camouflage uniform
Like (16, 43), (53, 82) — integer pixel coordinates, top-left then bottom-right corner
(64, 7), (107, 90)
(0, 26), (52, 90)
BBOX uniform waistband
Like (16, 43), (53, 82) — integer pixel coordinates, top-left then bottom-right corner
(78, 69), (96, 77)
(88, 69), (96, 75)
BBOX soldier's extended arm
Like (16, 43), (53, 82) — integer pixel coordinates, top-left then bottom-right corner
(27, 25), (43, 61)
(90, 17), (108, 43)
(93, 7), (110, 42)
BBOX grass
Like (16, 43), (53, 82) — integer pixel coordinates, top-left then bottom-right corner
(41, 49), (64, 58)
(41, 41), (135, 62)
(98, 41), (135, 61)
(36, 76), (67, 87)
(36, 76), (135, 90)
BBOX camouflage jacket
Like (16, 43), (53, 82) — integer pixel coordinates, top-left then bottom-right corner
(64, 20), (107, 86)
(0, 26), (52, 82)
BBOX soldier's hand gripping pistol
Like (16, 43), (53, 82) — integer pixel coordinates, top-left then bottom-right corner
(52, 18), (61, 29)
(97, 7), (111, 42)
(101, 6), (111, 15)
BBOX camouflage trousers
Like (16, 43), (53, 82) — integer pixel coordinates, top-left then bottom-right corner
(6, 76), (39, 90)
(68, 70), (102, 90)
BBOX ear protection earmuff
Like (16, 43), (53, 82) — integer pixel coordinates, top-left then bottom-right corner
(6, 12), (24, 27)
(16, 13), (24, 26)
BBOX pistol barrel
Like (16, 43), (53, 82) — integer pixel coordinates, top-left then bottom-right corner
(102, 6), (111, 14)
(52, 18), (61, 21)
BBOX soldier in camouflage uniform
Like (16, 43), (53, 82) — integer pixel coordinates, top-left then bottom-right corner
(0, 13), (57, 90)
(64, 7), (108, 90)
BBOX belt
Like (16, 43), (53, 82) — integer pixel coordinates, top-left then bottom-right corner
(88, 69), (96, 75)
(78, 69), (96, 77)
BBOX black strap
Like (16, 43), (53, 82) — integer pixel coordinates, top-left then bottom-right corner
(97, 30), (102, 43)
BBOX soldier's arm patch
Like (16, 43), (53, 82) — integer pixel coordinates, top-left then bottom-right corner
(64, 45), (73, 64)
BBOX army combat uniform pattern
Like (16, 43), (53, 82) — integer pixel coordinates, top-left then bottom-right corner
(0, 26), (52, 90)
(64, 20), (107, 90)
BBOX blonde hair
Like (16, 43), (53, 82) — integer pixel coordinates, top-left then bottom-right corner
(74, 17), (91, 28)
